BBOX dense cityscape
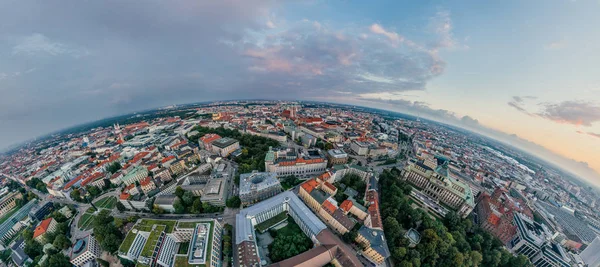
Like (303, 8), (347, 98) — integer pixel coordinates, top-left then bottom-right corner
(0, 100), (597, 267)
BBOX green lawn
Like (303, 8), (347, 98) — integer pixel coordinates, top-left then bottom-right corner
(178, 242), (190, 254)
(255, 212), (287, 233)
(138, 219), (176, 233)
(177, 221), (199, 229)
(78, 213), (95, 230)
(94, 196), (117, 209)
(0, 208), (18, 224)
(140, 225), (166, 258)
(119, 230), (139, 254)
(174, 255), (203, 267)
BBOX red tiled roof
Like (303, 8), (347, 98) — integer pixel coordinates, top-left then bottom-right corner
(200, 134), (222, 144)
(161, 156), (176, 163)
(322, 200), (337, 215)
(33, 218), (53, 239)
(140, 176), (152, 187)
(119, 192), (130, 200)
(323, 182), (337, 192)
(340, 200), (353, 212)
(300, 179), (319, 194)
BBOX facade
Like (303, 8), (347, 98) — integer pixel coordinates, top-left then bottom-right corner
(140, 176), (156, 194)
(154, 168), (173, 182)
(508, 213), (570, 267)
(298, 179), (356, 235)
(330, 164), (370, 183)
(327, 149), (348, 166)
(350, 140), (369, 156)
(239, 172), (282, 206)
(33, 218), (57, 243)
(120, 165), (148, 185)
(0, 192), (21, 217)
(211, 137), (240, 157)
(154, 195), (177, 212)
(401, 162), (475, 218)
(355, 226), (390, 265)
(70, 235), (101, 267)
(0, 200), (37, 244)
(264, 147), (328, 178)
(199, 133), (222, 150)
(169, 159), (187, 176)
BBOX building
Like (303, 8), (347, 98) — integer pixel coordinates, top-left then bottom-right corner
(508, 213), (570, 267)
(70, 235), (101, 267)
(239, 172), (282, 206)
(327, 149), (348, 166)
(0, 192), (21, 217)
(211, 137), (240, 157)
(330, 164), (370, 183)
(188, 221), (223, 267)
(140, 176), (156, 194)
(169, 159), (187, 176)
(298, 179), (356, 235)
(28, 201), (54, 221)
(355, 226), (390, 265)
(580, 237), (600, 267)
(236, 191), (362, 267)
(401, 161), (475, 218)
(33, 218), (58, 243)
(120, 165), (148, 185)
(350, 140), (369, 156)
(0, 200), (37, 244)
(154, 168), (173, 183)
(475, 192), (516, 245)
(199, 133), (222, 150)
(264, 147), (327, 178)
(236, 191), (326, 266)
(10, 238), (31, 266)
(156, 234), (177, 267)
(154, 195), (177, 212)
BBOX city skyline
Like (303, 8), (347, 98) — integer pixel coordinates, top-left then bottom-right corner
(1, 0), (599, 187)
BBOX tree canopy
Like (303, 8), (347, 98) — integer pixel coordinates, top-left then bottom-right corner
(378, 169), (532, 267)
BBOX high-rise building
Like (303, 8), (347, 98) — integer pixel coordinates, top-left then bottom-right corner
(508, 213), (570, 267)
(70, 235), (101, 267)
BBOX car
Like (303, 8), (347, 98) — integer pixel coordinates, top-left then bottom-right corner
(218, 217), (223, 221)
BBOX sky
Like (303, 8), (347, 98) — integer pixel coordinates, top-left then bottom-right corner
(0, 0), (599, 187)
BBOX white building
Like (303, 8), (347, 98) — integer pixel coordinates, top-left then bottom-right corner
(70, 235), (101, 267)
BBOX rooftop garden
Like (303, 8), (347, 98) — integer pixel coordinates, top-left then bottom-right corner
(255, 212), (288, 233)
(140, 225), (166, 258)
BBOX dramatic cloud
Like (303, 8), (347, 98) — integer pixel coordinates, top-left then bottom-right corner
(577, 131), (600, 139)
(0, 0), (460, 149)
(369, 23), (403, 45)
(537, 101), (600, 126)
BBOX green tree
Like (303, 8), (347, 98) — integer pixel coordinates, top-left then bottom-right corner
(173, 198), (185, 214)
(107, 162), (122, 174)
(192, 198), (203, 214)
(182, 191), (195, 207)
(70, 189), (81, 202)
(174, 186), (184, 198)
(116, 201), (126, 212)
(226, 196), (241, 208)
(53, 235), (71, 250)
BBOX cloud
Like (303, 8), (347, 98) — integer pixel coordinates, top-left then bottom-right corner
(577, 130), (600, 139)
(537, 101), (600, 126)
(544, 39), (567, 50)
(12, 33), (88, 57)
(429, 10), (465, 50)
(507, 96), (536, 116)
(266, 20), (276, 29)
(369, 23), (403, 45)
(236, 19), (447, 95)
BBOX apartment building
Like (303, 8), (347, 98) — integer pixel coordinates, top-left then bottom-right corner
(264, 147), (327, 178)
